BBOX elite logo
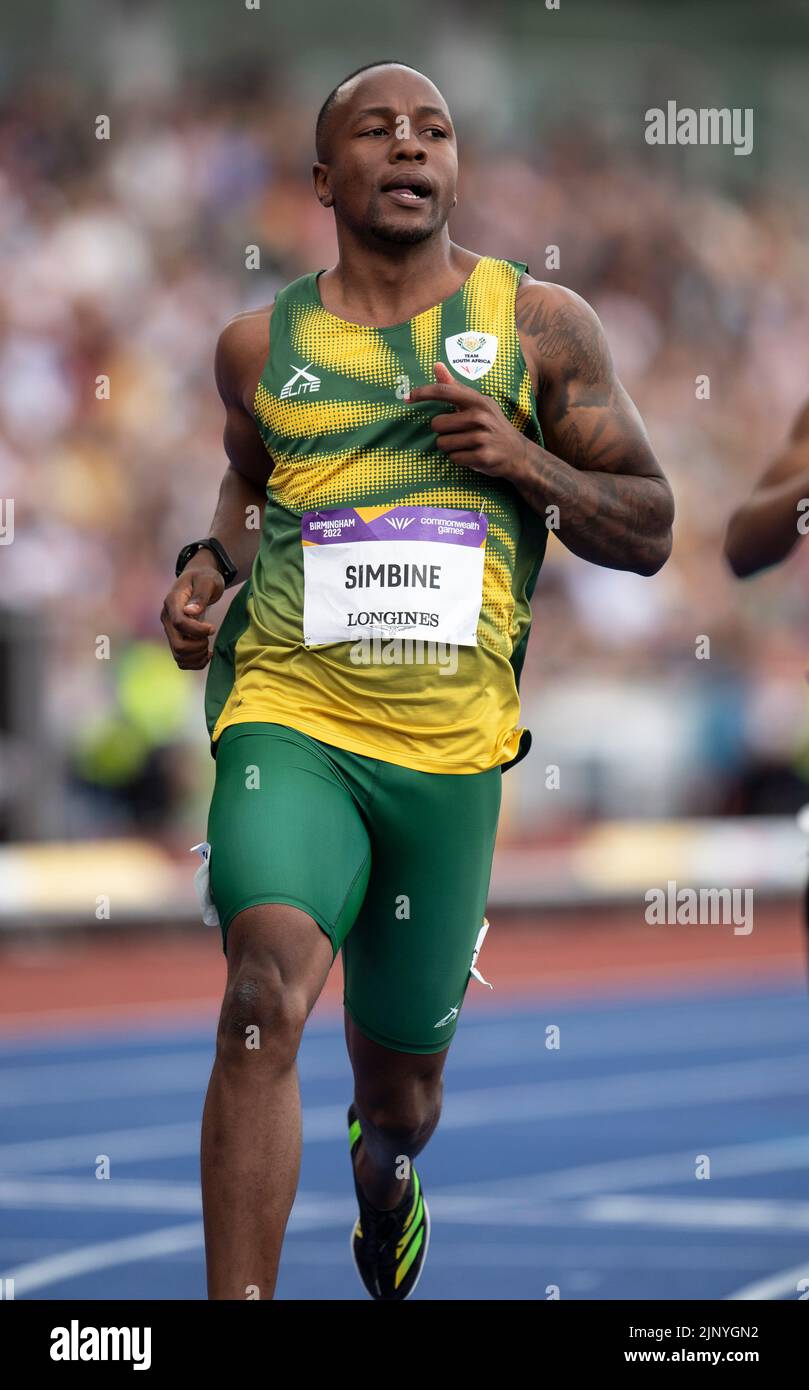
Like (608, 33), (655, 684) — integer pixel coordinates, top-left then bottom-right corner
(280, 362), (321, 399)
(433, 919), (493, 1027)
(444, 332), (498, 380)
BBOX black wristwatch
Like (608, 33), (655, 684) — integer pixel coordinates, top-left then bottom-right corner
(175, 538), (238, 587)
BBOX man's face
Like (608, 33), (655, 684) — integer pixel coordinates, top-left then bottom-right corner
(314, 68), (458, 245)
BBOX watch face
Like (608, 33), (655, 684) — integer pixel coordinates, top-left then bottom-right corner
(177, 543), (203, 575)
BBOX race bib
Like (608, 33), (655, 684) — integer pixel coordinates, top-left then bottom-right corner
(302, 505), (487, 647)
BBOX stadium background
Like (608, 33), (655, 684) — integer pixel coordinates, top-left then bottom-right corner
(1, 0), (809, 1301)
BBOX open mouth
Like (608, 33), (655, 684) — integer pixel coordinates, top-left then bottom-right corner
(382, 176), (432, 206)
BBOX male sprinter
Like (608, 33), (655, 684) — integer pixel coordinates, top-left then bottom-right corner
(160, 61), (674, 1301)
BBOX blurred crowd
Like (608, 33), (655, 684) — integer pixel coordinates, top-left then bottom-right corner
(3, 66), (809, 842)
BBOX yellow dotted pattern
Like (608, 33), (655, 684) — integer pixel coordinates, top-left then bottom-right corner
(462, 258), (521, 402)
(267, 443), (496, 509)
(209, 257), (548, 768)
(267, 446), (518, 655)
(511, 366), (534, 435)
(251, 257), (540, 658)
(410, 302), (442, 378)
(288, 302), (403, 387)
(254, 381), (412, 439)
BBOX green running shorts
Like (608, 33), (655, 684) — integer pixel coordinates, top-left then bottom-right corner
(206, 721), (501, 1054)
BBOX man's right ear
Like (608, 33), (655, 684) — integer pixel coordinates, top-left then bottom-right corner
(312, 164), (334, 208)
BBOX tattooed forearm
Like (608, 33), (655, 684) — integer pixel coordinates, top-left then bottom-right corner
(510, 282), (673, 573)
(509, 437), (673, 575)
(555, 396), (653, 474)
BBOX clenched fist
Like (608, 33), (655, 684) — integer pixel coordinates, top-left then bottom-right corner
(160, 556), (224, 670)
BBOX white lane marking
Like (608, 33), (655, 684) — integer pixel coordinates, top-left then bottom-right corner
(0, 1053), (214, 1108)
(725, 1262), (809, 1300)
(6, 1178), (809, 1238)
(0, 1178), (202, 1212)
(4, 1134), (809, 1237)
(2, 1012), (808, 1104)
(0, 956), (801, 1046)
(3, 1055), (809, 1173)
(2, 1222), (204, 1296)
(429, 1194), (809, 1232)
(0, 1122), (202, 1173)
(439, 1054), (809, 1129)
(1, 1194), (361, 1294)
(439, 1133), (809, 1202)
(0, 1178), (355, 1226)
(582, 1195), (809, 1232)
(0, 980), (802, 1062)
(454, 1014), (809, 1068)
(6, 1184), (809, 1296)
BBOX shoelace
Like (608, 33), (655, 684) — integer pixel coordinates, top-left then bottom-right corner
(356, 1179), (413, 1255)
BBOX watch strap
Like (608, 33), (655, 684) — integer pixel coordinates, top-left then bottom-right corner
(175, 538), (238, 586)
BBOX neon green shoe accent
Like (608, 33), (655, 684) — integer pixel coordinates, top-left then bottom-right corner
(348, 1118), (362, 1150)
(401, 1169), (421, 1233)
(396, 1195), (424, 1259)
(395, 1223), (425, 1289)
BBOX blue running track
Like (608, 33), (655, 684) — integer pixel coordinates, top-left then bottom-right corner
(2, 978), (809, 1300)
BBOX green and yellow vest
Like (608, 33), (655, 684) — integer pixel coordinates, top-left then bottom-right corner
(205, 254), (547, 773)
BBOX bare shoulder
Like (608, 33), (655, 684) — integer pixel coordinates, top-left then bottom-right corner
(515, 275), (612, 388)
(215, 304), (275, 410)
(516, 273), (595, 316)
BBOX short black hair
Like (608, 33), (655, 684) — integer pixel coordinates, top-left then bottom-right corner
(315, 60), (425, 161)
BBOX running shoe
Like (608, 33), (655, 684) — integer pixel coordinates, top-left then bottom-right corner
(348, 1103), (430, 1300)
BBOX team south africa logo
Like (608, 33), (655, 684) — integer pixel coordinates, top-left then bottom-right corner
(444, 332), (498, 380)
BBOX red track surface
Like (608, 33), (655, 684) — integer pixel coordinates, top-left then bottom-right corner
(0, 904), (804, 1034)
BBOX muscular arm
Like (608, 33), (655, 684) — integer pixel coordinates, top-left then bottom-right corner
(723, 401), (809, 578)
(513, 281), (674, 575)
(160, 307), (273, 668)
(205, 307), (275, 584)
